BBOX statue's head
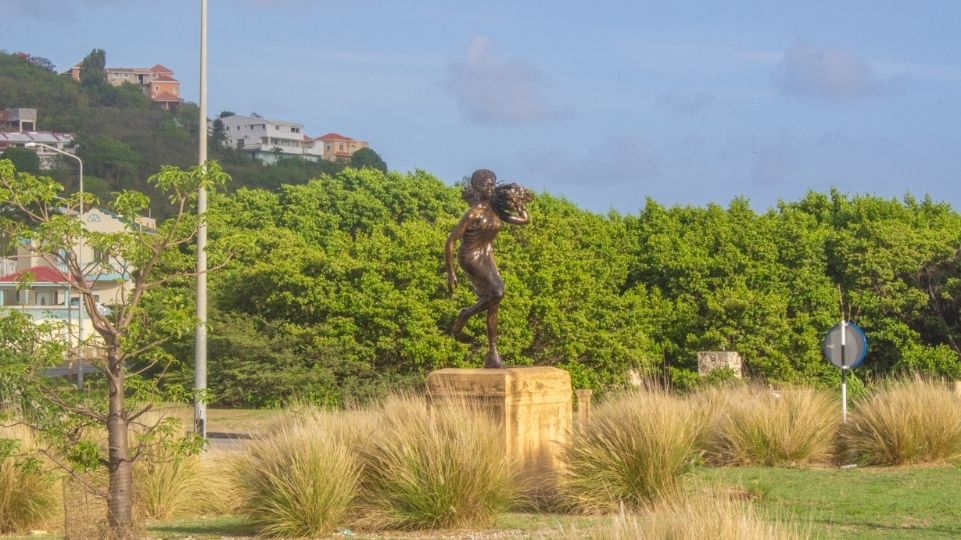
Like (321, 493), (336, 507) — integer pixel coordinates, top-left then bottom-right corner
(470, 169), (497, 197)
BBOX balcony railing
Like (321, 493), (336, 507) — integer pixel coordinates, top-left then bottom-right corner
(0, 304), (110, 320)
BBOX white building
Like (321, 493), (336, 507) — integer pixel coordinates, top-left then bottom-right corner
(0, 131), (76, 170)
(220, 115), (318, 164)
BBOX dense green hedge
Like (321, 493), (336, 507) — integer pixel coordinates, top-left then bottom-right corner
(161, 168), (961, 406)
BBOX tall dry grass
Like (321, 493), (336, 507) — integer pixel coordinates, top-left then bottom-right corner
(233, 413), (362, 538)
(561, 492), (808, 540)
(559, 388), (706, 514)
(357, 396), (515, 530)
(134, 449), (209, 520)
(0, 424), (61, 533)
(701, 386), (839, 466)
(840, 377), (961, 465)
(129, 410), (211, 520)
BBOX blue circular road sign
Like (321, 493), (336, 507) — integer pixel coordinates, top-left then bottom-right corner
(822, 322), (868, 368)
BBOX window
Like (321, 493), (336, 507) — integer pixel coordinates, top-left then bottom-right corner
(339, 144), (345, 150)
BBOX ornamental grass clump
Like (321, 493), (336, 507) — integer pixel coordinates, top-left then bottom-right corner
(358, 396), (515, 530)
(0, 424), (61, 533)
(702, 386), (838, 466)
(840, 377), (961, 465)
(233, 414), (361, 538)
(562, 492), (808, 540)
(559, 388), (706, 514)
(131, 412), (209, 520)
(134, 448), (208, 520)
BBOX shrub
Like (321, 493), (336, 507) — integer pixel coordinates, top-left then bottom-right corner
(233, 415), (361, 537)
(702, 386), (839, 466)
(560, 388), (706, 513)
(840, 377), (961, 465)
(134, 449), (207, 520)
(0, 425), (61, 533)
(358, 396), (515, 530)
(129, 411), (208, 520)
(561, 492), (808, 540)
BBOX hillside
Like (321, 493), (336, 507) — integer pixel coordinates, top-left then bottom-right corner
(0, 50), (376, 216)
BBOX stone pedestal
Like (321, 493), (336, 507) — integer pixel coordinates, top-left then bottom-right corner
(426, 367), (572, 489)
(697, 351), (743, 378)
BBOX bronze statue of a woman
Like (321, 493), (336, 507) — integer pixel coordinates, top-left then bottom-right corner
(446, 169), (533, 368)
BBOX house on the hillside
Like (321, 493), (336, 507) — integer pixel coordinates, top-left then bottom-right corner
(0, 108), (76, 170)
(221, 114), (316, 164)
(309, 132), (369, 162)
(70, 63), (183, 110)
(0, 208), (155, 349)
(0, 108), (37, 131)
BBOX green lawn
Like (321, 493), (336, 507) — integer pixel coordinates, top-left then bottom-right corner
(157, 405), (285, 434)
(698, 465), (961, 539)
(144, 513), (609, 539)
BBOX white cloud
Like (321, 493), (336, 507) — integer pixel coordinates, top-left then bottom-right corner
(445, 36), (565, 125)
(777, 44), (878, 98)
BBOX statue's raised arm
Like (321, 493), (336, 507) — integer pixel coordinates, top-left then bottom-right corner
(446, 169), (533, 368)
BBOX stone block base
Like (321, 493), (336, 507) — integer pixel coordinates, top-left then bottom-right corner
(426, 367), (572, 489)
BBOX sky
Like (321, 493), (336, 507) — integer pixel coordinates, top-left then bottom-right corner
(3, 0), (960, 213)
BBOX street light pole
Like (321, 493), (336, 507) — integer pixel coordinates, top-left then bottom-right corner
(195, 0), (209, 440)
(25, 141), (85, 390)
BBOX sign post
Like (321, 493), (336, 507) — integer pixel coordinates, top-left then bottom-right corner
(822, 320), (867, 423)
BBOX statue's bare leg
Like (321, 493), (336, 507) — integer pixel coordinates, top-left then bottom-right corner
(484, 301), (506, 368)
(452, 294), (497, 335)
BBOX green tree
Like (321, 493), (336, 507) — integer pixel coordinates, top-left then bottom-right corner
(78, 48), (107, 87)
(0, 159), (236, 538)
(210, 118), (227, 148)
(0, 146), (40, 173)
(350, 147), (388, 172)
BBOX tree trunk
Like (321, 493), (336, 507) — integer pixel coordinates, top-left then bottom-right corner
(106, 350), (133, 539)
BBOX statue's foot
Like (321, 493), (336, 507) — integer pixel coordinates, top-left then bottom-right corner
(484, 350), (507, 369)
(451, 309), (469, 335)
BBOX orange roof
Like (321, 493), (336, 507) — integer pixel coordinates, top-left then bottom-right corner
(0, 266), (76, 285)
(153, 74), (178, 83)
(150, 64), (174, 75)
(152, 91), (182, 103)
(316, 132), (354, 142)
